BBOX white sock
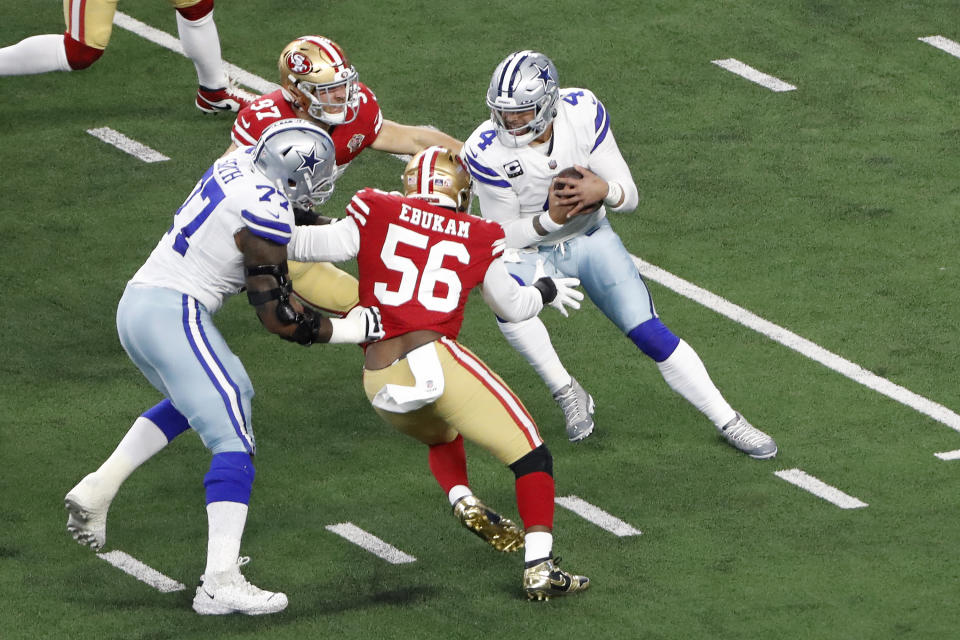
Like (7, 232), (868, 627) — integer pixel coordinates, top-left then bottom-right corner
(92, 416), (170, 500)
(523, 531), (553, 563)
(498, 317), (571, 394)
(0, 34), (71, 75)
(448, 484), (473, 507)
(204, 501), (248, 577)
(175, 10), (226, 89)
(656, 339), (737, 428)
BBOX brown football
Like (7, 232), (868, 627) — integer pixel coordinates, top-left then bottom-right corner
(553, 166), (602, 213)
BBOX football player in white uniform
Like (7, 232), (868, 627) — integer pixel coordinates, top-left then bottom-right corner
(64, 120), (384, 616)
(0, 0), (253, 113)
(462, 50), (777, 459)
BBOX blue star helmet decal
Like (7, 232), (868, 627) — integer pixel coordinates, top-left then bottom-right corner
(533, 62), (552, 90)
(296, 146), (324, 176)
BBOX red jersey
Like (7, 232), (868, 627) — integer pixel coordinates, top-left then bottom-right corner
(230, 83), (383, 167)
(345, 188), (506, 341)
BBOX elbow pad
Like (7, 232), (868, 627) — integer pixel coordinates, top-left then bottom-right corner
(245, 263), (320, 346)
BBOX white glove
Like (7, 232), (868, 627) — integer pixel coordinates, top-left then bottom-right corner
(328, 305), (385, 344)
(550, 276), (583, 317)
(533, 259), (583, 318)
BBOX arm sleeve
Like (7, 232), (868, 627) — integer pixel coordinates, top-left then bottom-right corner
(287, 217), (360, 262)
(588, 114), (639, 213)
(481, 258), (544, 322)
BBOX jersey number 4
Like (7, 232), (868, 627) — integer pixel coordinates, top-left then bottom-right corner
(376, 224), (469, 313)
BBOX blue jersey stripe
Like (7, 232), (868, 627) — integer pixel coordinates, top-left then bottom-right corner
(248, 228), (292, 244)
(242, 209), (291, 233)
(594, 101), (607, 132)
(464, 152), (500, 177)
(471, 172), (511, 188)
(591, 107), (611, 152)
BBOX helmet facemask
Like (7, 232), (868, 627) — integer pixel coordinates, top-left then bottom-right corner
(486, 50), (559, 147)
(290, 69), (359, 125)
(253, 121), (337, 210)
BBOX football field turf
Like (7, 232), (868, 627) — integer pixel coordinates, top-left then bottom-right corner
(2, 1), (960, 638)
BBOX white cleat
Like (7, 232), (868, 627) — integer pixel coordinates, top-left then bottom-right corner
(553, 377), (596, 442)
(64, 473), (112, 551)
(719, 413), (777, 459)
(192, 557), (288, 616)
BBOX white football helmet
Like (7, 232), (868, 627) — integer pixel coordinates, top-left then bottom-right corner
(252, 120), (337, 209)
(402, 146), (472, 212)
(486, 50), (560, 147)
(279, 35), (360, 125)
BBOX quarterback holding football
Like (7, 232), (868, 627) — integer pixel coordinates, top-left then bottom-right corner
(462, 50), (777, 459)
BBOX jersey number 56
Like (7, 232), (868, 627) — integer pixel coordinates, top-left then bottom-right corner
(375, 224), (469, 313)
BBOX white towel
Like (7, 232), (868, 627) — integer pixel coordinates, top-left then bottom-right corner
(371, 341), (445, 413)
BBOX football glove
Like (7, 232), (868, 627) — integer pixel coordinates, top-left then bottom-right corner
(533, 259), (583, 318)
(328, 305), (385, 344)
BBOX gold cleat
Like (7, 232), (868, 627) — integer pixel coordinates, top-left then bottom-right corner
(523, 557), (590, 601)
(453, 495), (525, 553)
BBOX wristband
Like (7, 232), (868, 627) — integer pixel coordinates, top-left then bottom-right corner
(604, 181), (624, 207)
(535, 212), (563, 236)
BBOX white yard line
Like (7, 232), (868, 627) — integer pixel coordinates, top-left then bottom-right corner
(325, 523), (416, 564)
(919, 35), (960, 59)
(112, 11), (960, 443)
(632, 256), (960, 434)
(934, 450), (960, 461)
(711, 58), (796, 92)
(97, 550), (186, 592)
(113, 11), (277, 94)
(555, 495), (642, 537)
(774, 469), (868, 509)
(86, 127), (169, 162)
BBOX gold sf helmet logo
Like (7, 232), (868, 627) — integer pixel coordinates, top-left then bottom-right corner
(286, 52), (312, 75)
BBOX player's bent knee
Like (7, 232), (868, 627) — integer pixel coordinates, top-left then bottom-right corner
(62, 35), (104, 70)
(628, 317), (680, 362)
(509, 444), (553, 478)
(142, 398), (191, 442)
(204, 451), (255, 505)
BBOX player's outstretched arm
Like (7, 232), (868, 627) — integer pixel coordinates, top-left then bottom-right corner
(371, 120), (463, 156)
(481, 258), (582, 322)
(237, 229), (383, 344)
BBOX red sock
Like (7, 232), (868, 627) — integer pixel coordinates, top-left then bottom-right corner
(428, 434), (468, 494)
(515, 471), (555, 529)
(176, 0), (214, 21)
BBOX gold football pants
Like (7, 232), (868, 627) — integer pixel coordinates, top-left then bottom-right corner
(63, 0), (207, 49)
(362, 337), (544, 466)
(288, 260), (359, 316)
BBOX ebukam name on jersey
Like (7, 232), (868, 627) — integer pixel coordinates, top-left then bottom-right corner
(399, 203), (471, 238)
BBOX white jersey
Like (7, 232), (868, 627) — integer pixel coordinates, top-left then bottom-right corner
(462, 87), (638, 249)
(129, 148), (295, 313)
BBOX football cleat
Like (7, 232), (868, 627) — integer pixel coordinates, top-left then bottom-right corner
(553, 378), (595, 442)
(523, 556), (590, 601)
(196, 83), (256, 114)
(192, 556), (288, 616)
(64, 473), (112, 551)
(719, 413), (777, 459)
(453, 495), (524, 552)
